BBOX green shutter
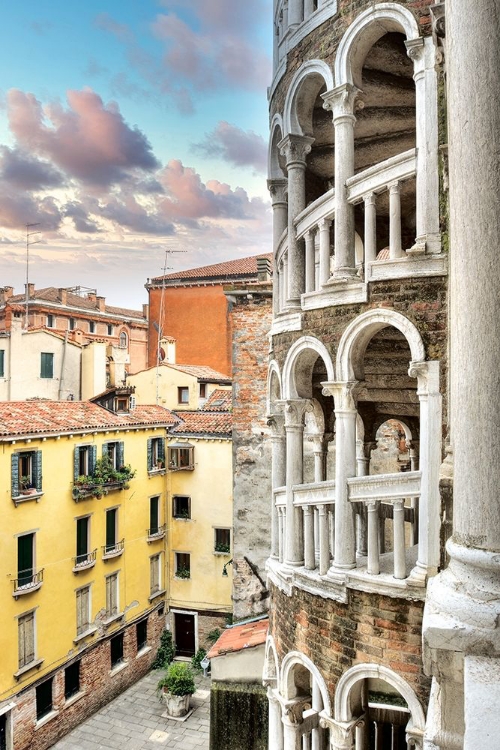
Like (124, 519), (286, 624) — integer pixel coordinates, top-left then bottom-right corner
(11, 453), (19, 497)
(118, 442), (124, 468)
(74, 447), (80, 481)
(40, 352), (54, 379)
(106, 509), (116, 548)
(102, 442), (108, 459)
(0, 350), (4, 378)
(150, 497), (159, 532)
(158, 438), (165, 463)
(90, 445), (97, 474)
(147, 438), (153, 471)
(33, 451), (42, 491)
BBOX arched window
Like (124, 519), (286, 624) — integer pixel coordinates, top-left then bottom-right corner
(119, 332), (128, 349)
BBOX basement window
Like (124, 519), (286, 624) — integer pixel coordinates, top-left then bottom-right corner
(36, 678), (53, 721)
(110, 633), (124, 668)
(64, 661), (80, 700)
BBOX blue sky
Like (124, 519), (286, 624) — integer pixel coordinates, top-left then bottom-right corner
(0, 1), (272, 305)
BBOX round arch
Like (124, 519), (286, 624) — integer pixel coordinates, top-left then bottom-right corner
(283, 336), (335, 400)
(283, 59), (335, 136)
(335, 3), (420, 88)
(263, 635), (280, 686)
(269, 113), (286, 180)
(334, 663), (425, 731)
(336, 309), (425, 382)
(280, 651), (332, 716)
(267, 359), (283, 414)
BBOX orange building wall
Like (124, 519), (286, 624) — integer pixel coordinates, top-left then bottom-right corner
(148, 285), (233, 376)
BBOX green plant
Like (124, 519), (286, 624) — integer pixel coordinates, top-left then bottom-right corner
(20, 476), (32, 490)
(206, 628), (221, 645)
(215, 543), (230, 553)
(191, 648), (207, 672)
(152, 630), (175, 669)
(176, 567), (191, 579)
(156, 662), (195, 697)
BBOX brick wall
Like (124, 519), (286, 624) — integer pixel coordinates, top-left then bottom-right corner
(12, 605), (165, 750)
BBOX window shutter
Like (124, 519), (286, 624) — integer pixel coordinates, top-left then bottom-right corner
(102, 442), (108, 459)
(111, 575), (118, 615)
(11, 453), (19, 497)
(19, 613), (35, 667)
(118, 442), (124, 468)
(150, 556), (160, 593)
(33, 451), (42, 491)
(0, 349), (4, 378)
(74, 447), (80, 481)
(106, 576), (111, 615)
(147, 438), (153, 471)
(158, 438), (165, 463)
(90, 445), (97, 474)
(82, 587), (90, 631)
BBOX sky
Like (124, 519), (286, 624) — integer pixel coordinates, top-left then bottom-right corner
(0, 1), (273, 306)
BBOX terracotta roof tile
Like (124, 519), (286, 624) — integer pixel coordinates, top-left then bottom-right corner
(170, 410), (232, 437)
(166, 364), (231, 382)
(376, 247), (390, 260)
(6, 287), (146, 321)
(0, 401), (177, 438)
(207, 618), (269, 659)
(202, 389), (232, 412)
(150, 253), (272, 283)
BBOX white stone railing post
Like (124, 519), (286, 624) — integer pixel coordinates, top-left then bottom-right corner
(304, 506), (315, 570)
(268, 414), (286, 559)
(318, 218), (332, 287)
(367, 500), (380, 575)
(389, 180), (403, 259)
(279, 135), (314, 307)
(322, 85), (361, 280)
(268, 179), (288, 316)
(363, 192), (377, 280)
(304, 0), (315, 20)
(268, 688), (284, 750)
(284, 400), (307, 567)
(318, 505), (330, 575)
(408, 440), (420, 546)
(283, 255), (289, 307)
(278, 507), (285, 563)
(305, 229), (316, 293)
(393, 498), (406, 579)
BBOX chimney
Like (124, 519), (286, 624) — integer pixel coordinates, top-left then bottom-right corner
(59, 288), (67, 305)
(257, 256), (272, 283)
(0, 286), (13, 304)
(25, 283), (35, 299)
(96, 296), (106, 312)
(142, 303), (149, 320)
(87, 292), (97, 303)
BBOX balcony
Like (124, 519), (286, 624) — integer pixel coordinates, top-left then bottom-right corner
(72, 464), (135, 501)
(72, 549), (97, 573)
(12, 569), (44, 598)
(102, 539), (125, 560)
(147, 525), (166, 542)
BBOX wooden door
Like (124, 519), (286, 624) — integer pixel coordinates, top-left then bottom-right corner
(174, 613), (196, 657)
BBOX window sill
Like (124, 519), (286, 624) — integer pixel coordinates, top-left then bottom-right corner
(136, 646), (152, 659)
(72, 559), (96, 573)
(73, 626), (98, 644)
(173, 517), (191, 522)
(102, 547), (124, 561)
(213, 551), (231, 556)
(103, 612), (125, 628)
(109, 660), (128, 677)
(148, 468), (166, 477)
(14, 658), (44, 680)
(12, 491), (44, 507)
(64, 690), (86, 709)
(148, 588), (166, 602)
(174, 575), (191, 581)
(36, 709), (59, 730)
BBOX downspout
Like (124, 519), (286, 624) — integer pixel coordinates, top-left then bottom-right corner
(58, 331), (69, 399)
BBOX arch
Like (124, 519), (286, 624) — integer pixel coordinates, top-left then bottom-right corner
(280, 651), (332, 716)
(269, 113), (286, 180)
(334, 663), (425, 731)
(263, 635), (280, 686)
(335, 3), (420, 88)
(283, 60), (335, 136)
(283, 336), (335, 400)
(119, 330), (128, 349)
(267, 359), (283, 415)
(336, 308), (425, 382)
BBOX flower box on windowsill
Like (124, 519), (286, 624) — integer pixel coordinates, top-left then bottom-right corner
(72, 480), (128, 501)
(12, 490), (44, 507)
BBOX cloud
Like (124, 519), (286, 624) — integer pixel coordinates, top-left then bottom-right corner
(192, 122), (267, 173)
(7, 88), (160, 187)
(0, 187), (62, 231)
(94, 13), (132, 42)
(0, 146), (65, 190)
(63, 202), (100, 234)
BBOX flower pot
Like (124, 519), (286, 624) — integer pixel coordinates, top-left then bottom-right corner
(163, 691), (191, 717)
(21, 488), (37, 496)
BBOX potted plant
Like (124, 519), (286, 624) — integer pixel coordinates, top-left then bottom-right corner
(20, 476), (37, 496)
(156, 662), (196, 717)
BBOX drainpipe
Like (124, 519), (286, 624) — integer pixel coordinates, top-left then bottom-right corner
(58, 331), (69, 400)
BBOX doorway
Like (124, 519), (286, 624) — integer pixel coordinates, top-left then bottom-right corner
(0, 713), (7, 750)
(174, 612), (196, 657)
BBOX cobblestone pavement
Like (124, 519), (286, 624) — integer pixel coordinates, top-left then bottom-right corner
(51, 671), (210, 750)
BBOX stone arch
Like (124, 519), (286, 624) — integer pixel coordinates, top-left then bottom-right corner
(269, 113), (286, 180)
(283, 60), (335, 136)
(280, 651), (332, 716)
(263, 635), (280, 687)
(267, 359), (283, 415)
(283, 336), (335, 400)
(335, 2), (420, 89)
(334, 663), (425, 732)
(336, 308), (425, 382)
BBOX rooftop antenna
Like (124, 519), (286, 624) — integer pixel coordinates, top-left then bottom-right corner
(155, 247), (187, 405)
(24, 223), (41, 330)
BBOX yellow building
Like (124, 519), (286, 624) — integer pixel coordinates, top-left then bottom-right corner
(0, 398), (176, 750)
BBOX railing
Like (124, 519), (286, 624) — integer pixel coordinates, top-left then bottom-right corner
(12, 568), (44, 597)
(73, 549), (97, 572)
(147, 524), (166, 541)
(73, 479), (128, 501)
(102, 539), (125, 559)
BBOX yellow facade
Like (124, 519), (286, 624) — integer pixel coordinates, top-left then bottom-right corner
(128, 363), (230, 411)
(0, 422), (168, 705)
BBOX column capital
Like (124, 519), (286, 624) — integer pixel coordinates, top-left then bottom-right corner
(363, 191), (376, 206)
(408, 359), (440, 395)
(319, 712), (356, 749)
(284, 398), (310, 426)
(267, 178), (288, 206)
(388, 179), (401, 194)
(321, 380), (360, 411)
(322, 83), (364, 122)
(278, 133), (315, 168)
(267, 412), (285, 437)
(318, 217), (332, 231)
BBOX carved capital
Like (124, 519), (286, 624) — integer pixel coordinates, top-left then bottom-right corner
(267, 413), (285, 437)
(284, 399), (309, 426)
(322, 84), (363, 122)
(430, 2), (446, 40)
(405, 37), (425, 63)
(278, 134), (314, 168)
(322, 380), (360, 411)
(267, 178), (288, 206)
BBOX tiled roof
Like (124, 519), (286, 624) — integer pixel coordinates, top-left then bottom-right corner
(150, 253), (272, 283)
(6, 288), (146, 321)
(207, 618), (269, 659)
(0, 401), (177, 438)
(166, 364), (231, 382)
(202, 389), (232, 412)
(170, 410), (232, 437)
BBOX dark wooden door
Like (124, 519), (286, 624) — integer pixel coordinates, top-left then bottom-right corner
(174, 613), (196, 656)
(0, 714), (7, 750)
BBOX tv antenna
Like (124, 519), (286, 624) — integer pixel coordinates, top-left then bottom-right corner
(24, 223), (41, 330)
(155, 247), (187, 405)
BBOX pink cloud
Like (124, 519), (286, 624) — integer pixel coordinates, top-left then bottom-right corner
(192, 121), (267, 172)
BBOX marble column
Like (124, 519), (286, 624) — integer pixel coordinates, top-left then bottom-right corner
(268, 688), (284, 750)
(389, 181), (403, 259)
(288, 0), (303, 27)
(268, 179), (288, 317)
(268, 414), (286, 559)
(363, 192), (377, 281)
(305, 229), (316, 294)
(279, 135), (314, 307)
(318, 218), (332, 287)
(284, 400), (307, 567)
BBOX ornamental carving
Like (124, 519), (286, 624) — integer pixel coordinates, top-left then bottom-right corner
(278, 135), (314, 166)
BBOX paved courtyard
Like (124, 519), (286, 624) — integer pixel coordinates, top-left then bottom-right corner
(51, 671), (210, 750)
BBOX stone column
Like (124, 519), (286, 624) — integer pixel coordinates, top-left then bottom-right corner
(318, 218), (332, 287)
(284, 400), (307, 567)
(268, 688), (284, 750)
(268, 414), (286, 559)
(323, 382), (358, 571)
(304, 0), (315, 20)
(288, 0), (303, 27)
(363, 192), (377, 281)
(389, 181), (403, 259)
(322, 85), (361, 279)
(320, 716), (355, 750)
(356, 442), (374, 557)
(268, 179), (288, 317)
(279, 135), (314, 307)
(423, 2), (500, 747)
(305, 229), (316, 294)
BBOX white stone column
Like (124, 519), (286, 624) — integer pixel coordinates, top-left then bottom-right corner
(288, 0), (303, 27)
(304, 0), (315, 20)
(269, 414), (286, 559)
(284, 400), (307, 567)
(323, 382), (358, 571)
(305, 229), (316, 294)
(279, 135), (314, 307)
(268, 179), (288, 316)
(389, 181), (403, 259)
(268, 688), (284, 750)
(363, 192), (377, 281)
(318, 505), (330, 576)
(393, 498), (406, 579)
(304, 506), (315, 570)
(318, 218), (332, 287)
(320, 716), (355, 750)
(322, 86), (361, 280)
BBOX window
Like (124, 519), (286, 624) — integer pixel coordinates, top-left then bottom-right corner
(175, 553), (191, 579)
(215, 528), (231, 554)
(110, 633), (124, 668)
(76, 586), (91, 636)
(18, 533), (35, 588)
(75, 445), (96, 479)
(64, 661), (80, 700)
(89, 321), (95, 333)
(107, 324), (113, 336)
(148, 437), (165, 471)
(18, 611), (35, 669)
(178, 386), (189, 404)
(136, 619), (148, 652)
(150, 554), (161, 595)
(104, 441), (123, 470)
(36, 678), (53, 721)
(150, 496), (160, 534)
(168, 445), (194, 471)
(12, 450), (42, 497)
(115, 398), (128, 413)
(173, 495), (191, 519)
(0, 349), (4, 377)
(119, 331), (128, 349)
(199, 383), (207, 399)
(105, 508), (118, 553)
(40, 352), (53, 379)
(46, 314), (54, 328)
(69, 318), (76, 331)
(76, 517), (90, 565)
(106, 573), (119, 617)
